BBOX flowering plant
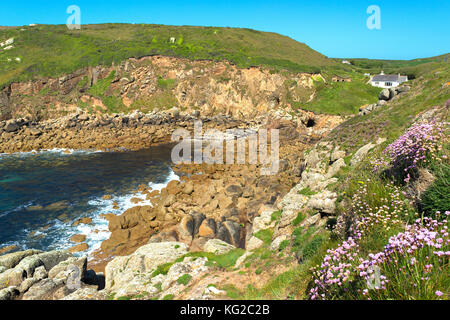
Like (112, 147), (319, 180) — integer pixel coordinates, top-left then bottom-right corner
(310, 181), (448, 300)
(381, 121), (446, 183)
(310, 213), (449, 300)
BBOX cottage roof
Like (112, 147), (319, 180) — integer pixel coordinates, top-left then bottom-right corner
(371, 74), (402, 82)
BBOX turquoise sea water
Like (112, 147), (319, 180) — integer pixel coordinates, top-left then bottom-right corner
(0, 146), (177, 255)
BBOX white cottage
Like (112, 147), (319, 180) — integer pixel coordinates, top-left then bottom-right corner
(370, 71), (408, 88)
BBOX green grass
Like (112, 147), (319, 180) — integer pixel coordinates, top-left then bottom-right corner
(157, 77), (176, 89)
(298, 187), (317, 196)
(292, 212), (306, 226)
(177, 274), (192, 286)
(88, 70), (115, 97)
(418, 159), (450, 220)
(152, 249), (246, 277)
(271, 210), (283, 222)
(254, 229), (274, 245)
(300, 76), (381, 115)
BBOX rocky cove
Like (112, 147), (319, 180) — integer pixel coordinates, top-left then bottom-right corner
(0, 103), (348, 300)
(0, 54), (350, 300)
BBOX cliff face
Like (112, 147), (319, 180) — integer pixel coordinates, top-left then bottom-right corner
(1, 56), (320, 121)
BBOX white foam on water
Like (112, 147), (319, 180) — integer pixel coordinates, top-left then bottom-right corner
(0, 202), (33, 219)
(0, 148), (104, 160)
(51, 168), (181, 257)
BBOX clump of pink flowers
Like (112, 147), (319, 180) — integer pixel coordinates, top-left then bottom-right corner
(310, 212), (449, 300)
(309, 182), (449, 300)
(382, 121), (446, 182)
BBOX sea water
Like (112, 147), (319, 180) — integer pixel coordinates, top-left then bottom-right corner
(0, 145), (178, 256)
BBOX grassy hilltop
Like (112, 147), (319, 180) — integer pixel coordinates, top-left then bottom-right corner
(0, 23), (332, 88)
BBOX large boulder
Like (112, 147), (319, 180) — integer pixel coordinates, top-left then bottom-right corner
(217, 221), (241, 247)
(0, 286), (19, 301)
(198, 219), (217, 238)
(0, 250), (71, 289)
(160, 257), (209, 291)
(22, 278), (63, 300)
(350, 142), (376, 166)
(4, 121), (19, 133)
(0, 249), (42, 270)
(204, 239), (236, 255)
(379, 89), (391, 101)
(48, 256), (87, 290)
(252, 210), (277, 235)
(326, 158), (346, 179)
(105, 242), (188, 295)
(306, 190), (337, 214)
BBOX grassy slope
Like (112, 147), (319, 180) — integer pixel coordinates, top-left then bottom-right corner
(333, 53), (450, 79)
(0, 23), (332, 89)
(300, 73), (380, 115)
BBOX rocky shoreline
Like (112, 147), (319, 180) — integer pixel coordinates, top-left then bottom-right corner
(0, 109), (262, 154)
(0, 108), (343, 300)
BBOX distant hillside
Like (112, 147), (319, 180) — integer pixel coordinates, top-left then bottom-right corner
(0, 23), (333, 89)
(332, 53), (450, 79)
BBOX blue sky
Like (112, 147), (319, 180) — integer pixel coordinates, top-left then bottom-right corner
(1, 0), (448, 60)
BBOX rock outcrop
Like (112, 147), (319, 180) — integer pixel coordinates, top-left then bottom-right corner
(0, 249), (103, 300)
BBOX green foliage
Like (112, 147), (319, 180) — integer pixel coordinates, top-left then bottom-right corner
(177, 274), (192, 286)
(419, 161), (450, 220)
(300, 76), (381, 115)
(157, 77), (176, 89)
(152, 262), (174, 277)
(278, 240), (290, 251)
(162, 294), (174, 300)
(77, 76), (89, 88)
(88, 71), (115, 97)
(326, 62), (449, 153)
(302, 235), (325, 260)
(298, 187), (317, 196)
(222, 284), (241, 299)
(271, 210), (283, 222)
(171, 249), (245, 270)
(292, 212), (306, 226)
(254, 229), (274, 245)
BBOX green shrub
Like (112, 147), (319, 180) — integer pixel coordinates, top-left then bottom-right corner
(89, 71), (115, 97)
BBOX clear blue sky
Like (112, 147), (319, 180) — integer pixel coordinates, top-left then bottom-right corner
(1, 0), (448, 60)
